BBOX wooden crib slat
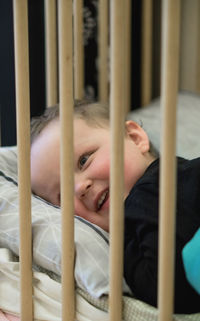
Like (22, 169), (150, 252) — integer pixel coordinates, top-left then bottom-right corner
(74, 0), (84, 99)
(98, 0), (109, 103)
(58, 1), (75, 320)
(124, 0), (131, 114)
(13, 0), (33, 320)
(141, 0), (153, 107)
(179, 0), (200, 94)
(158, 1), (180, 320)
(44, 0), (58, 107)
(0, 114), (1, 147)
(109, 1), (126, 320)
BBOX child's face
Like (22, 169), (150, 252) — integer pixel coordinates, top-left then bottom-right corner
(31, 118), (154, 232)
(74, 118), (154, 231)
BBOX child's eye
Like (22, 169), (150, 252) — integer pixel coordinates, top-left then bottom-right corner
(79, 154), (90, 169)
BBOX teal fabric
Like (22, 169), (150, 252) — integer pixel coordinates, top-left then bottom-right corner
(182, 228), (200, 295)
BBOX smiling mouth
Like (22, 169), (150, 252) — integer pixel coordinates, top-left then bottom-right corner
(97, 190), (109, 211)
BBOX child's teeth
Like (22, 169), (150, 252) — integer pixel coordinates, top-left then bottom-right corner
(98, 191), (107, 209)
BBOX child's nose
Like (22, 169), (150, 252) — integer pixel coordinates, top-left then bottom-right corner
(75, 179), (92, 199)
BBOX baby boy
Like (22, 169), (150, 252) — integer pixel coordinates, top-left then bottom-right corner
(30, 101), (200, 313)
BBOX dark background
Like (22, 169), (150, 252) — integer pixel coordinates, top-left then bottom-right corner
(0, 0), (143, 146)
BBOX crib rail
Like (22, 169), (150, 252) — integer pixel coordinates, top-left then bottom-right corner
(109, 1), (126, 319)
(58, 1), (75, 320)
(13, 1), (33, 320)
(98, 0), (109, 103)
(141, 0), (153, 107)
(73, 0), (84, 100)
(44, 0), (58, 107)
(158, 1), (180, 320)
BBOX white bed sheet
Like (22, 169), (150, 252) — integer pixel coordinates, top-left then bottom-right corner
(0, 248), (109, 321)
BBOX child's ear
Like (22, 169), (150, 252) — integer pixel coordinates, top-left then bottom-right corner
(125, 120), (150, 153)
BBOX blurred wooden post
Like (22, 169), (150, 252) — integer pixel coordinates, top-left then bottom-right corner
(98, 0), (108, 103)
(44, 0), (58, 107)
(141, 0), (153, 107)
(179, 0), (200, 94)
(109, 0), (126, 320)
(0, 115), (1, 146)
(124, 0), (131, 114)
(74, 0), (84, 99)
(13, 0), (33, 320)
(58, 1), (75, 320)
(158, 1), (180, 321)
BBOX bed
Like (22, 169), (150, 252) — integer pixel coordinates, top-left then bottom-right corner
(0, 0), (200, 320)
(0, 91), (200, 320)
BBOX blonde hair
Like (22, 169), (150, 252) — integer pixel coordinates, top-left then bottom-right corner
(30, 100), (158, 157)
(30, 100), (109, 144)
(31, 105), (59, 143)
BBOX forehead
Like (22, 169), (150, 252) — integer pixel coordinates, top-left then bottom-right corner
(36, 119), (60, 142)
(31, 120), (60, 173)
(31, 120), (60, 190)
(73, 118), (109, 144)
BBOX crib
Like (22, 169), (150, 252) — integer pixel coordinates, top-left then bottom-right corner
(0, 0), (200, 320)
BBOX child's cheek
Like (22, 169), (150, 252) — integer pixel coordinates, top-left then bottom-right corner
(100, 160), (110, 179)
(92, 155), (110, 179)
(74, 198), (88, 216)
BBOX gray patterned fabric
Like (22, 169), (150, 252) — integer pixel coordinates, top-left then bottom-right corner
(0, 146), (110, 297)
(0, 146), (131, 299)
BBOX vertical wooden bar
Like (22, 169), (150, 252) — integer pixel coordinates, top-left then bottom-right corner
(109, 0), (125, 320)
(197, 12), (200, 93)
(74, 0), (84, 99)
(44, 0), (58, 107)
(158, 1), (180, 321)
(58, 1), (75, 321)
(141, 0), (153, 107)
(13, 0), (33, 320)
(124, 0), (131, 114)
(98, 0), (108, 103)
(0, 114), (1, 146)
(179, 0), (200, 94)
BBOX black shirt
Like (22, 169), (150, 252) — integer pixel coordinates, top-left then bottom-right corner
(124, 157), (200, 313)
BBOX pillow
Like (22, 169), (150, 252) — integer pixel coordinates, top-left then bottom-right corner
(0, 146), (130, 298)
(128, 91), (200, 160)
